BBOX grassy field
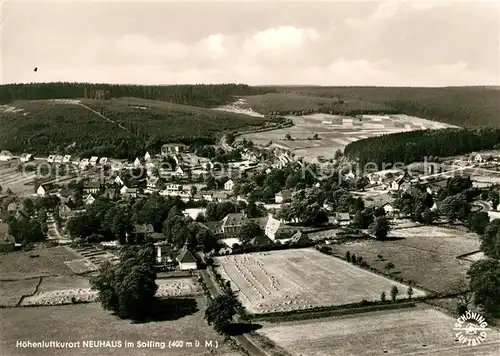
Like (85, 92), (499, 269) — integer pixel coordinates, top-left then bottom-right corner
(0, 298), (239, 356)
(214, 248), (425, 315)
(256, 305), (500, 356)
(250, 86), (500, 128)
(0, 98), (270, 158)
(0, 246), (81, 280)
(0, 163), (37, 196)
(240, 113), (454, 161)
(326, 225), (482, 293)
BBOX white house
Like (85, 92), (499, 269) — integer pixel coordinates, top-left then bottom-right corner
(264, 215), (281, 240)
(275, 190), (292, 204)
(84, 194), (96, 206)
(469, 152), (484, 164)
(134, 157), (142, 168)
(146, 176), (164, 192)
(54, 155), (63, 164)
(47, 155), (55, 163)
(174, 166), (185, 178)
(381, 203), (394, 215)
(89, 156), (99, 166)
(98, 157), (108, 166)
(36, 185), (47, 197)
(333, 212), (350, 226)
(114, 176), (124, 186)
(0, 150), (13, 161)
(79, 158), (90, 169)
(20, 153), (34, 162)
(161, 143), (187, 155)
(176, 247), (197, 270)
(71, 157), (80, 166)
(224, 179), (234, 191)
(144, 152), (152, 161)
(166, 184), (181, 192)
(62, 154), (72, 163)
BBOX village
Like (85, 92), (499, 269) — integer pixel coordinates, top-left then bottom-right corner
(1, 137), (500, 356)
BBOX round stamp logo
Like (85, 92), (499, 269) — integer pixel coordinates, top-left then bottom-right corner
(453, 310), (490, 347)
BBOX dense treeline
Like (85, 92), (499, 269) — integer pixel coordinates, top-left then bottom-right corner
(344, 128), (500, 166)
(0, 82), (273, 107)
(0, 98), (270, 159)
(257, 86), (500, 127)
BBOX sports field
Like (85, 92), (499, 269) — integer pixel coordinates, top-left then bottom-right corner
(214, 248), (425, 314)
(240, 114), (456, 161)
(257, 305), (500, 356)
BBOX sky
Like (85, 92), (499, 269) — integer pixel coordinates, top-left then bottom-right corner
(1, 0), (499, 86)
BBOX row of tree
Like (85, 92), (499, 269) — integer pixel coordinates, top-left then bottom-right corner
(344, 128), (500, 167)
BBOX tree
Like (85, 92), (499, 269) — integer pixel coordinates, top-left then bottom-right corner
(452, 279), (473, 316)
(190, 185), (198, 197)
(90, 244), (158, 320)
(441, 194), (471, 222)
(421, 209), (438, 225)
(355, 177), (369, 191)
(481, 219), (500, 259)
(488, 190), (499, 209)
(390, 286), (399, 302)
(385, 262), (395, 274)
(407, 286), (413, 299)
(284, 133), (292, 140)
(204, 292), (244, 334)
(467, 212), (490, 235)
(345, 251), (351, 262)
(334, 149), (343, 160)
(238, 220), (264, 244)
(225, 133), (235, 145)
(313, 133), (319, 140)
(380, 291), (386, 302)
(352, 209), (374, 229)
(467, 259), (500, 317)
(351, 254), (356, 264)
(369, 216), (391, 240)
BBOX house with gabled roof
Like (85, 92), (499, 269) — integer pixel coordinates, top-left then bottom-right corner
(79, 158), (90, 169)
(114, 176), (124, 186)
(7, 201), (21, 213)
(83, 181), (101, 194)
(176, 246), (197, 270)
(469, 152), (484, 164)
(89, 156), (99, 166)
(63, 154), (72, 163)
(120, 185), (138, 198)
(98, 157), (108, 166)
(333, 212), (350, 226)
(54, 155), (63, 164)
(250, 234), (273, 247)
(133, 157), (143, 168)
(161, 143), (187, 155)
(0, 150), (13, 161)
(275, 190), (292, 204)
(221, 213), (247, 234)
(47, 155), (55, 163)
(36, 185), (47, 197)
(58, 203), (74, 219)
(84, 194), (96, 206)
(390, 172), (411, 191)
(146, 176), (164, 192)
(224, 179), (234, 191)
(144, 152), (152, 161)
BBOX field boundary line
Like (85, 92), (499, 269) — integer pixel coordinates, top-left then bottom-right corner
(16, 276), (43, 307)
(75, 103), (129, 132)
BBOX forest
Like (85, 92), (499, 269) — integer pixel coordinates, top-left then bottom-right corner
(344, 128), (500, 166)
(0, 82), (273, 107)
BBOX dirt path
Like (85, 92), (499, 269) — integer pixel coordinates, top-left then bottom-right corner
(76, 103), (129, 131)
(199, 269), (270, 356)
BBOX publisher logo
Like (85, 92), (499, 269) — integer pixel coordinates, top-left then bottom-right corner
(453, 310), (490, 346)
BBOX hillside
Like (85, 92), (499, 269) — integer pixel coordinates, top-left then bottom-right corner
(246, 86), (500, 127)
(0, 98), (270, 159)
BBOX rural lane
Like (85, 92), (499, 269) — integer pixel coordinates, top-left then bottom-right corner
(199, 269), (270, 356)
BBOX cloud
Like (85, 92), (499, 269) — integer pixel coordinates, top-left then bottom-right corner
(244, 26), (320, 53)
(372, 1), (400, 19)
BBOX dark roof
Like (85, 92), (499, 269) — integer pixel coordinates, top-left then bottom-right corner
(133, 224), (154, 234)
(84, 182), (101, 188)
(222, 213), (247, 227)
(151, 232), (165, 241)
(176, 247), (197, 263)
(250, 234), (273, 246)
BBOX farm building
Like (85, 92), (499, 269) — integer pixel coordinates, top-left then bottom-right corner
(176, 246), (197, 270)
(20, 153), (34, 162)
(224, 179), (234, 191)
(144, 152), (152, 161)
(120, 186), (138, 198)
(275, 190), (292, 204)
(161, 143), (187, 155)
(71, 157), (80, 166)
(0, 150), (13, 161)
(249, 234), (273, 246)
(36, 185), (47, 197)
(99, 157), (108, 166)
(79, 158), (90, 169)
(63, 155), (72, 163)
(131, 224), (154, 241)
(54, 155), (63, 164)
(110, 160), (123, 171)
(333, 212), (350, 226)
(221, 213), (246, 235)
(47, 155), (55, 163)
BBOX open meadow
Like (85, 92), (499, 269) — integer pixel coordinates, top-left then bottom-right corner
(326, 225), (482, 293)
(0, 298), (239, 356)
(214, 248), (425, 315)
(256, 305), (500, 356)
(240, 114), (455, 161)
(0, 163), (37, 196)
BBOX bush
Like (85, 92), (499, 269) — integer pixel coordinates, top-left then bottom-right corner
(345, 251), (351, 262)
(380, 292), (386, 302)
(351, 254), (356, 264)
